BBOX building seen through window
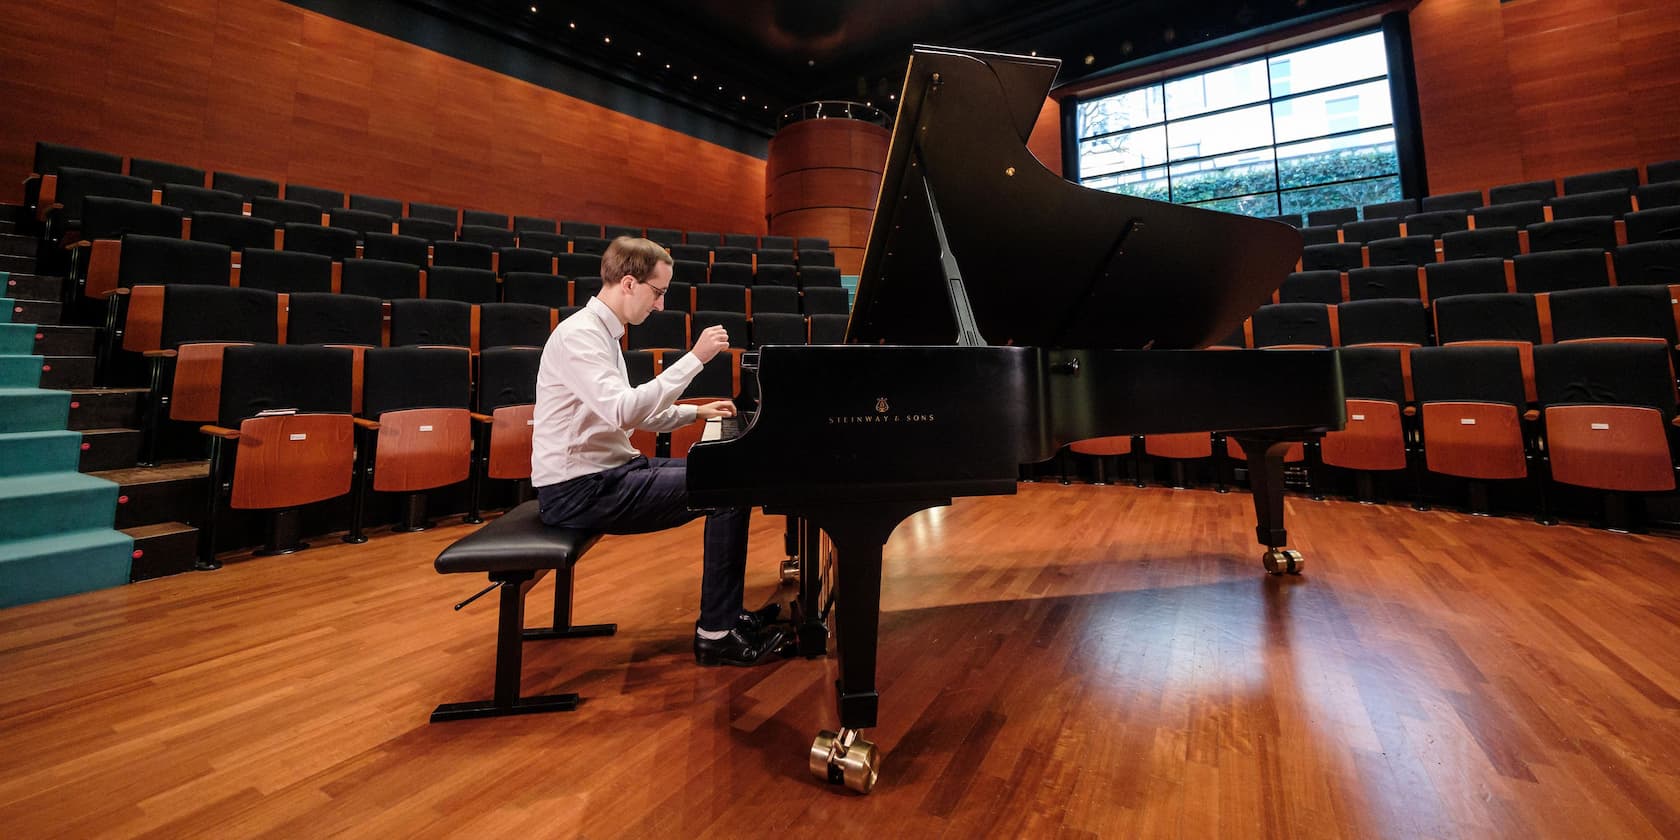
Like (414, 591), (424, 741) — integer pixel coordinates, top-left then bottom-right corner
(1074, 30), (1402, 218)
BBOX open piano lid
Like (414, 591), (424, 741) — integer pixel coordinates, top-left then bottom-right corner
(848, 45), (1304, 350)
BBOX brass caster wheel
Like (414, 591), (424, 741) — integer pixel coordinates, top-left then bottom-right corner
(809, 728), (879, 794)
(1261, 548), (1304, 575)
(779, 558), (801, 584)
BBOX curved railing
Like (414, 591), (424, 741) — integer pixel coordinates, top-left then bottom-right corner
(776, 100), (892, 130)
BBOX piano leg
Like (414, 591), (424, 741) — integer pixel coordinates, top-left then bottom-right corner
(805, 499), (947, 794)
(1235, 436), (1305, 575)
(795, 516), (827, 657)
(780, 516), (801, 583)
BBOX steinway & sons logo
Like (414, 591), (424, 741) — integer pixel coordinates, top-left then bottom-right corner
(828, 396), (936, 425)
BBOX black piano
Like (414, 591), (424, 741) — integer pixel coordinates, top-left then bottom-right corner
(688, 45), (1344, 794)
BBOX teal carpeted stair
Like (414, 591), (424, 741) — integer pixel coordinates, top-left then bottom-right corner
(0, 302), (131, 609)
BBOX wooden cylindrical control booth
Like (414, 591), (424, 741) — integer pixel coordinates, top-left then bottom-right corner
(766, 102), (892, 276)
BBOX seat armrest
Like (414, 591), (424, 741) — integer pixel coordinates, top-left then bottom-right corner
(200, 425), (241, 440)
(471, 412), (495, 423)
(353, 417), (381, 430)
(143, 349), (178, 359)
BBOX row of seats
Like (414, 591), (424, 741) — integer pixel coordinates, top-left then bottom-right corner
(20, 140), (804, 253)
(1282, 242), (1678, 305)
(1076, 341), (1679, 516)
(1295, 211), (1678, 273)
(1270, 161), (1680, 228)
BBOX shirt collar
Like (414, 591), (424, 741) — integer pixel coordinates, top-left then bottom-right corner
(585, 295), (625, 340)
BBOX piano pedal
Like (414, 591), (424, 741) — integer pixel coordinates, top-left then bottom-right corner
(779, 557), (801, 584)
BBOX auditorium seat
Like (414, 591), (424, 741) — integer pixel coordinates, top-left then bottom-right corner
(1636, 182), (1680, 210)
(1525, 217), (1616, 253)
(722, 233), (757, 248)
(795, 236), (830, 253)
(160, 184), (245, 216)
(799, 250), (837, 268)
(1649, 159), (1680, 185)
(627, 310), (690, 351)
(709, 262), (752, 287)
(760, 235), (795, 250)
(1441, 227), (1521, 261)
(1402, 209), (1469, 238)
(502, 272), (570, 308)
(241, 249), (333, 294)
(556, 252), (603, 279)
(645, 227), (684, 247)
(427, 266), (498, 305)
(1338, 298), (1431, 347)
(361, 232), (431, 268)
(750, 312), (809, 347)
(468, 346), (542, 520)
(498, 247), (554, 275)
(128, 158), (205, 189)
(1546, 286), (1678, 345)
(284, 292), (382, 412)
(86, 234), (231, 302)
(713, 246), (753, 265)
(671, 259), (709, 284)
(669, 244), (711, 263)
(408, 202), (460, 225)
(570, 236), (610, 255)
(799, 266), (843, 288)
(572, 277), (603, 302)
(561, 221), (603, 238)
(1361, 198), (1418, 220)
(347, 346), (475, 538)
(1411, 343), (1543, 515)
(755, 264), (798, 288)
(695, 283), (747, 314)
(1347, 265), (1423, 301)
(42, 167), (152, 242)
(1366, 235), (1436, 267)
(281, 223), (359, 260)
(350, 194), (404, 217)
(1424, 258), (1510, 303)
(1299, 225), (1341, 247)
(1625, 206), (1680, 243)
(693, 310), (750, 349)
(328, 208), (395, 240)
(1142, 432), (1214, 488)
(512, 215), (557, 235)
(1548, 189), (1630, 220)
(677, 350), (739, 400)
(1470, 200), (1545, 230)
(1562, 167), (1639, 195)
(458, 224), (516, 249)
(1488, 179), (1555, 205)
(802, 286), (851, 316)
(399, 217), (457, 242)
(390, 299), (471, 348)
(1533, 342), (1678, 513)
(665, 281), (694, 315)
(1301, 243), (1364, 271)
(23, 141), (123, 216)
(519, 231), (568, 253)
(1433, 293), (1542, 345)
(479, 303), (554, 349)
(1512, 248), (1610, 293)
(463, 209), (510, 229)
(188, 211), (273, 253)
(749, 285), (799, 315)
(285, 184), (345, 211)
(1307, 207), (1357, 226)
(80, 196), (183, 241)
(1279, 270), (1343, 304)
(211, 171), (280, 201)
(1250, 303), (1334, 348)
(341, 258), (421, 300)
(756, 248), (797, 266)
(433, 240), (494, 270)
(1421, 190), (1483, 212)
(809, 313), (849, 344)
(603, 224), (642, 240)
(253, 197), (324, 226)
(1612, 241), (1680, 286)
(199, 344), (356, 566)
(1341, 218), (1401, 244)
(1319, 345), (1413, 495)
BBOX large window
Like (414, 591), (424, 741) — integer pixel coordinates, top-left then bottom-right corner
(1074, 31), (1402, 219)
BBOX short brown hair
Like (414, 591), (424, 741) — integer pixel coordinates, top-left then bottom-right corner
(600, 236), (672, 284)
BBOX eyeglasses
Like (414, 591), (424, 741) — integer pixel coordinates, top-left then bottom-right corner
(644, 282), (668, 299)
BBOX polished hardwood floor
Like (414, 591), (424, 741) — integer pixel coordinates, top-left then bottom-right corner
(2, 484), (1679, 838)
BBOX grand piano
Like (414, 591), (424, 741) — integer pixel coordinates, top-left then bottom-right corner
(688, 45), (1344, 794)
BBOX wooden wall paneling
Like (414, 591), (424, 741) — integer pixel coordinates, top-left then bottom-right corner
(1501, 2), (1638, 179)
(1409, 0), (1525, 194)
(1026, 97), (1062, 177)
(0, 0), (765, 237)
(766, 119), (889, 275)
(1616, 2), (1680, 161)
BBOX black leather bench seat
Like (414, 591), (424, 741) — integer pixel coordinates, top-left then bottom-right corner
(434, 501), (599, 574)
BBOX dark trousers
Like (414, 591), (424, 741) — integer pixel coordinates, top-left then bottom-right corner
(536, 456), (751, 632)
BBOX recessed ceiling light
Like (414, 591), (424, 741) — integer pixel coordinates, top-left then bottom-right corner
(528, 5), (537, 12)
(1084, 54), (1095, 65)
(717, 85), (723, 91)
(740, 95), (746, 101)
(889, 93), (896, 100)
(635, 51), (642, 57)
(603, 36), (611, 44)
(692, 74), (699, 80)
(568, 21), (575, 28)
(664, 63), (671, 69)
(1029, 50), (1037, 56)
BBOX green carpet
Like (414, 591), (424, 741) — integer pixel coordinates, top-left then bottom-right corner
(0, 430), (82, 476)
(0, 529), (134, 609)
(0, 387), (69, 433)
(0, 354), (42, 388)
(0, 322), (33, 354)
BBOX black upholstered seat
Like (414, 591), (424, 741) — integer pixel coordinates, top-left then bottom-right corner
(435, 501), (600, 574)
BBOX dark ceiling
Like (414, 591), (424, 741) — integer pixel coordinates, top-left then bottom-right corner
(416, 0), (1384, 134)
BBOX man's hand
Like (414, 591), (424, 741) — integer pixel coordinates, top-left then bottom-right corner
(692, 324), (730, 363)
(695, 400), (736, 420)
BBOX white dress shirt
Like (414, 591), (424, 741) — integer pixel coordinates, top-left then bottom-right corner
(531, 297), (703, 486)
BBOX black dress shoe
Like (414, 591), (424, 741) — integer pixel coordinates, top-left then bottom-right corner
(694, 624), (790, 667)
(735, 603), (783, 632)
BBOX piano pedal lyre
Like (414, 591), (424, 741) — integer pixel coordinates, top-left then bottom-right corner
(779, 557), (801, 584)
(1262, 548), (1304, 575)
(810, 727), (878, 794)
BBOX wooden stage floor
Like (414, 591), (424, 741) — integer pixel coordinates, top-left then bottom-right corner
(2, 483), (1679, 838)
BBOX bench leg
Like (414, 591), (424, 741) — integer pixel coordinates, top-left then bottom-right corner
(525, 564), (616, 640)
(431, 573), (581, 722)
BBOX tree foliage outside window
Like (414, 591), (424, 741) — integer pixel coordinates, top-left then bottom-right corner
(1074, 30), (1402, 220)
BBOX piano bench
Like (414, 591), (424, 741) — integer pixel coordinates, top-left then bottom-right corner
(430, 500), (617, 723)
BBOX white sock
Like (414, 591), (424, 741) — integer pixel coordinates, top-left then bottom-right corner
(696, 627), (730, 640)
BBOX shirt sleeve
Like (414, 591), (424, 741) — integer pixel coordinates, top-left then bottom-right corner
(552, 326), (703, 433)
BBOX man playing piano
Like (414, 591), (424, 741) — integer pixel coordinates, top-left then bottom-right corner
(531, 236), (790, 667)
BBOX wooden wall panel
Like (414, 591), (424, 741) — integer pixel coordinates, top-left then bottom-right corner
(0, 0), (765, 234)
(1027, 97), (1062, 177)
(765, 119), (891, 275)
(1412, 0), (1680, 195)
